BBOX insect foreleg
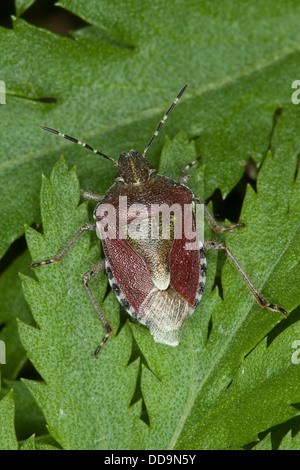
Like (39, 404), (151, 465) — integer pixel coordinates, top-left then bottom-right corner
(180, 155), (202, 183)
(31, 223), (96, 268)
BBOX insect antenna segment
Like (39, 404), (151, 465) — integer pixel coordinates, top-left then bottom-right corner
(40, 126), (118, 166)
(142, 83), (188, 157)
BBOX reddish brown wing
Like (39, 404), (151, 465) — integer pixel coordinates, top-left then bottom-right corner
(169, 216), (200, 306)
(102, 237), (155, 315)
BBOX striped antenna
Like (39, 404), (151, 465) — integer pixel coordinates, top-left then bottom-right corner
(142, 83), (188, 157)
(40, 126), (118, 166)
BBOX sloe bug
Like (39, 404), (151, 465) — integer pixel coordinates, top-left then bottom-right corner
(31, 84), (288, 356)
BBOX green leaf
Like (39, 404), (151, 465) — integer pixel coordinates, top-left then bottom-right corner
(19, 432), (60, 450)
(252, 433), (273, 450)
(253, 428), (300, 450)
(2, 0), (300, 258)
(14, 0), (37, 16)
(19, 433), (60, 450)
(20, 434), (36, 450)
(1, 380), (47, 439)
(0, 391), (18, 450)
(0, 251), (34, 380)
(19, 135), (299, 449)
(278, 430), (300, 450)
(27, 433), (60, 450)
(20, 434), (59, 450)
(19, 158), (142, 449)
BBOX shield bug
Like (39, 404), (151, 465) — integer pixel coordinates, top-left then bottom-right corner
(31, 84), (288, 356)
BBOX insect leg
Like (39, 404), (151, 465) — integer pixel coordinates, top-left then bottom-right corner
(31, 223), (96, 268)
(194, 195), (245, 233)
(81, 189), (103, 202)
(82, 260), (113, 356)
(204, 240), (288, 317)
(180, 155), (202, 183)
